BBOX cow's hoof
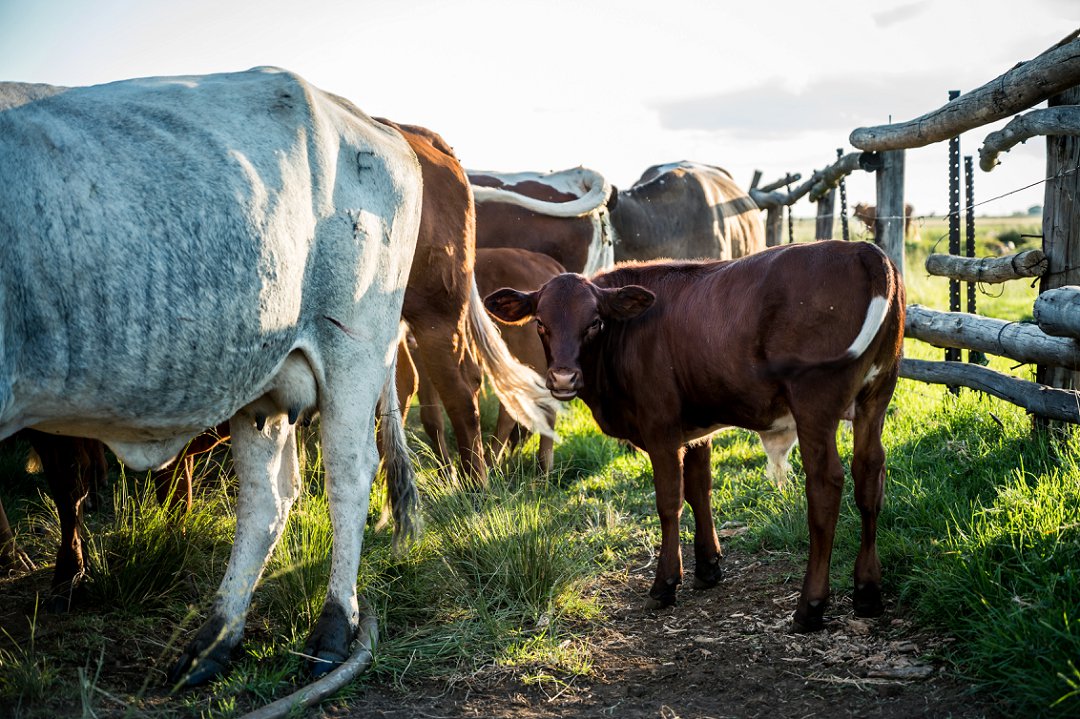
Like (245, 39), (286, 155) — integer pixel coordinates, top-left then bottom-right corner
(169, 615), (234, 688)
(44, 583), (85, 614)
(853, 582), (884, 618)
(792, 599), (828, 633)
(692, 557), (723, 589)
(304, 603), (355, 678)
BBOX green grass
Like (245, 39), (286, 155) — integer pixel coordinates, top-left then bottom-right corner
(0, 217), (1076, 717)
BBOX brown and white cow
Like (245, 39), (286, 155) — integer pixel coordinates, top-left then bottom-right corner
(485, 240), (905, 631)
(610, 161), (765, 262)
(474, 247), (566, 472)
(470, 167), (616, 275)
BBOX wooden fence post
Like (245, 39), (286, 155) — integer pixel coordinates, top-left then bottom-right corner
(875, 149), (906, 277)
(1036, 83), (1080, 425)
(815, 188), (836, 240)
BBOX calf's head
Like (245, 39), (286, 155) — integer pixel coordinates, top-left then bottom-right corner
(484, 273), (654, 400)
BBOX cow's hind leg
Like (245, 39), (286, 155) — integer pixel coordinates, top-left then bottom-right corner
(303, 363), (384, 677)
(170, 417), (299, 687)
(684, 442), (722, 589)
(850, 380), (895, 618)
(789, 412), (844, 632)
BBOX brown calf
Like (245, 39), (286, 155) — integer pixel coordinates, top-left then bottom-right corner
(474, 247), (566, 472)
(485, 240), (905, 631)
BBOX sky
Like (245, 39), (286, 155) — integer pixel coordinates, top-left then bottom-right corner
(1, 0), (1076, 219)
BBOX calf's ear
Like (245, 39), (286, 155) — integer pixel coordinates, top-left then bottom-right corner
(484, 288), (537, 325)
(602, 285), (654, 320)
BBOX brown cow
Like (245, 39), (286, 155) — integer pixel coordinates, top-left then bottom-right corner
(471, 167), (616, 275)
(379, 123), (559, 482)
(485, 240), (905, 631)
(474, 247), (566, 472)
(853, 202), (919, 240)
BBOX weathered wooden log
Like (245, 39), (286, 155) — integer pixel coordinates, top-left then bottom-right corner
(749, 188), (787, 210)
(758, 172), (802, 193)
(900, 358), (1080, 424)
(850, 30), (1080, 151)
(980, 106), (1080, 171)
(808, 152), (875, 202)
(905, 304), (1080, 370)
(924, 249), (1047, 283)
(1033, 286), (1080, 339)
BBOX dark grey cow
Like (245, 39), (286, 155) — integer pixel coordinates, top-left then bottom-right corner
(611, 161), (765, 262)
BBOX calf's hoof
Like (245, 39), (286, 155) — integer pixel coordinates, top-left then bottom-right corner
(692, 557), (723, 589)
(853, 582), (885, 618)
(304, 602), (355, 678)
(169, 615), (235, 687)
(644, 578), (679, 610)
(792, 598), (828, 633)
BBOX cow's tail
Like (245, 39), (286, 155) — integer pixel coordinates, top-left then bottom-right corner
(378, 331), (421, 552)
(471, 168), (612, 218)
(467, 275), (561, 441)
(767, 245), (901, 378)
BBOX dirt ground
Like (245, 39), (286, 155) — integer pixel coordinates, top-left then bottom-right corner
(0, 542), (1002, 719)
(336, 547), (1002, 719)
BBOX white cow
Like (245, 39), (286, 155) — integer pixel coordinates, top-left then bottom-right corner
(0, 67), (424, 685)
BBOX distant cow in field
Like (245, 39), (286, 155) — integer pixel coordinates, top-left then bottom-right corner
(0, 67), (422, 686)
(485, 240), (905, 631)
(853, 202), (919, 240)
(610, 161), (765, 262)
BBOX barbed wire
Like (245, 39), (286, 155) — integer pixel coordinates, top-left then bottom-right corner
(856, 163), (1079, 224)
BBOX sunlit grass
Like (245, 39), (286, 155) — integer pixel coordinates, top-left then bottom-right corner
(0, 220), (1076, 716)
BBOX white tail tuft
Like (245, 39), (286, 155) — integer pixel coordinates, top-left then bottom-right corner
(846, 296), (889, 360)
(468, 275), (561, 440)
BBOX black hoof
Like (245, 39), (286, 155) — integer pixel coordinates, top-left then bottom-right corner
(692, 557), (723, 589)
(304, 602), (355, 678)
(792, 598), (828, 633)
(853, 582), (884, 618)
(169, 615), (235, 688)
(644, 578), (679, 610)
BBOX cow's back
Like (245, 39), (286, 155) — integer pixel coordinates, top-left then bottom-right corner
(0, 68), (421, 442)
(612, 161), (764, 262)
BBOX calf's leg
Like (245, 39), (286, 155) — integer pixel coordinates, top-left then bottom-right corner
(790, 418), (844, 632)
(683, 442), (722, 589)
(850, 382), (895, 618)
(645, 442), (685, 609)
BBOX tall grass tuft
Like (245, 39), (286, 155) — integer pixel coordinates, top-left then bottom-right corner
(84, 468), (229, 610)
(427, 472), (587, 619)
